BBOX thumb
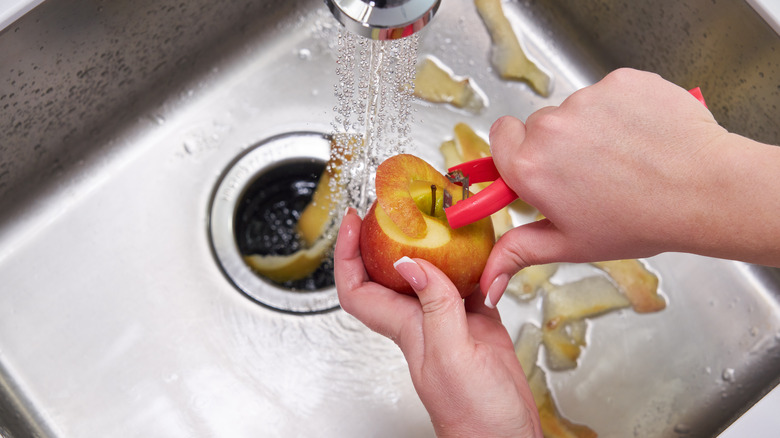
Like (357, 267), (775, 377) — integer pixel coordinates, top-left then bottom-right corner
(393, 257), (470, 354)
(480, 219), (570, 308)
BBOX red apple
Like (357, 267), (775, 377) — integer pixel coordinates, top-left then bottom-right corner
(359, 154), (495, 298)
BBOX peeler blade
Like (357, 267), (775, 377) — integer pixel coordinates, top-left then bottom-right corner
(445, 170), (470, 201)
(442, 188), (453, 209)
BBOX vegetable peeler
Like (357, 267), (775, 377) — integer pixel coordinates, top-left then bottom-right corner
(444, 157), (516, 229)
(443, 87), (708, 229)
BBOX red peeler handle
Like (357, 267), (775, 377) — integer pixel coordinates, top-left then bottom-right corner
(688, 87), (707, 108)
(448, 157), (500, 184)
(445, 177), (518, 229)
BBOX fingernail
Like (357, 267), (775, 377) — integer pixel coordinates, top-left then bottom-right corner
(393, 256), (427, 292)
(485, 274), (509, 309)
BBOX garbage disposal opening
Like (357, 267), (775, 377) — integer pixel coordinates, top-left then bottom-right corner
(209, 131), (339, 313)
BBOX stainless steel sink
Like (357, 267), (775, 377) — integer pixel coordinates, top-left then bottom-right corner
(1, 0), (779, 437)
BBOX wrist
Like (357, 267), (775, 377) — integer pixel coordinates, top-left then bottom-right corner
(676, 133), (780, 266)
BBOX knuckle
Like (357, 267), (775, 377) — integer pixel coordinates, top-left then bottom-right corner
(604, 68), (660, 91)
(419, 291), (460, 316)
(526, 109), (564, 136)
(606, 67), (637, 84)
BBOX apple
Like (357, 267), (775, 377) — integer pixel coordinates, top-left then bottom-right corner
(359, 154), (495, 298)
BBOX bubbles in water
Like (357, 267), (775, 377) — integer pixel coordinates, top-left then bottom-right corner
(298, 48), (312, 60)
(329, 29), (420, 218)
(721, 368), (736, 383)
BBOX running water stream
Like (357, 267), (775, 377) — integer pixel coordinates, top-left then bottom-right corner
(329, 28), (420, 218)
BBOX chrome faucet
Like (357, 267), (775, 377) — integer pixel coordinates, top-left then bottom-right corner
(324, 0), (441, 40)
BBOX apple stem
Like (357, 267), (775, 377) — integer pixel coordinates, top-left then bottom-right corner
(430, 185), (437, 217)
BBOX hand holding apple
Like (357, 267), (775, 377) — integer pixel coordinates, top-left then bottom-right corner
(359, 154), (495, 298)
(335, 209), (543, 438)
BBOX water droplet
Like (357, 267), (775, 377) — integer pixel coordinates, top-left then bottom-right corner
(298, 48), (312, 60)
(673, 423), (691, 434)
(722, 368), (735, 383)
(183, 139), (196, 155)
(150, 114), (165, 125)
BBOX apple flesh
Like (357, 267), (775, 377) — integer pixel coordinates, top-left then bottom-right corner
(360, 154), (495, 298)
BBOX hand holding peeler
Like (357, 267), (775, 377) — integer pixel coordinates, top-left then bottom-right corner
(443, 87), (708, 229)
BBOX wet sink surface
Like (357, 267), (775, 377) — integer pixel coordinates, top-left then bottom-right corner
(1, 0), (779, 437)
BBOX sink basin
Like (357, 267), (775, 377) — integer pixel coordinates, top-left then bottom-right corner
(1, 0), (779, 436)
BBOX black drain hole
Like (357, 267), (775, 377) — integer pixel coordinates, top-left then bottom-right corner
(234, 158), (335, 291)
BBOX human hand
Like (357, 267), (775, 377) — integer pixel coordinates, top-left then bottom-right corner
(481, 68), (731, 306)
(335, 208), (542, 438)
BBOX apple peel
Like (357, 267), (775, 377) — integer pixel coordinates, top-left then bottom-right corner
(592, 259), (666, 313)
(413, 56), (486, 112)
(505, 263), (559, 301)
(244, 237), (333, 284)
(514, 322), (598, 438)
(515, 322), (543, 373)
(297, 134), (358, 247)
(475, 0), (551, 97)
(543, 276), (630, 330)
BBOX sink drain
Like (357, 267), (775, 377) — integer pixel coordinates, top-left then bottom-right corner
(209, 131), (339, 313)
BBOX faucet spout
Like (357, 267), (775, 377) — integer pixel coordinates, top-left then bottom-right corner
(324, 0), (441, 40)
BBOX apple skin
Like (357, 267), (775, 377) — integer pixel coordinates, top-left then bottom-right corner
(359, 154), (495, 298)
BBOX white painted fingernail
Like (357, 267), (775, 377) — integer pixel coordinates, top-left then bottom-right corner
(392, 256), (413, 269)
(394, 256), (427, 291)
(484, 291), (496, 309)
(484, 274), (509, 309)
